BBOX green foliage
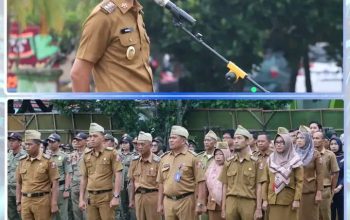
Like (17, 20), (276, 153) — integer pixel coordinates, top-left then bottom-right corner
(51, 100), (290, 138)
(142, 0), (342, 91)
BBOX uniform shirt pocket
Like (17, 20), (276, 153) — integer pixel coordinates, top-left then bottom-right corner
(227, 168), (237, 185)
(243, 168), (255, 186)
(119, 32), (138, 47)
(161, 166), (170, 180)
(35, 167), (47, 181)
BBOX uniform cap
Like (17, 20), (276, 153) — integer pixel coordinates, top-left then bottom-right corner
(277, 127), (289, 134)
(89, 123), (104, 134)
(104, 133), (115, 141)
(205, 130), (218, 141)
(137, 131), (153, 142)
(73, 132), (88, 140)
(25, 130), (41, 141)
(216, 141), (229, 149)
(8, 132), (22, 141)
(170, 125), (189, 139)
(299, 125), (311, 133)
(47, 133), (61, 142)
(234, 125), (252, 139)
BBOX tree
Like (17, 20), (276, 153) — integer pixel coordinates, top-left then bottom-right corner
(142, 0), (342, 92)
(8, 0), (67, 34)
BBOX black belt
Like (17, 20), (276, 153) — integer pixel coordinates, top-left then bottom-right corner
(88, 189), (112, 195)
(324, 185), (331, 188)
(165, 192), (193, 201)
(135, 188), (158, 194)
(22, 192), (50, 198)
(59, 180), (65, 186)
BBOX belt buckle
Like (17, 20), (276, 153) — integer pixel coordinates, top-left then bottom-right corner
(27, 193), (32, 198)
(140, 189), (146, 194)
(93, 191), (98, 195)
(171, 196), (177, 200)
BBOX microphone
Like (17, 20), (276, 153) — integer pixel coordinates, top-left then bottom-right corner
(154, 0), (196, 25)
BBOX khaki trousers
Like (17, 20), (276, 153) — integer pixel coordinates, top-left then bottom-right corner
(135, 191), (161, 220)
(225, 196), (256, 220)
(164, 194), (196, 220)
(87, 192), (115, 220)
(21, 194), (51, 220)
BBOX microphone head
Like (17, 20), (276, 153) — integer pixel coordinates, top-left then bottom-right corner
(154, 0), (169, 7)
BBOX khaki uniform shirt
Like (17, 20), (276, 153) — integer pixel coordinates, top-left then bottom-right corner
(128, 153), (160, 190)
(319, 148), (339, 186)
(197, 151), (214, 170)
(218, 153), (264, 199)
(157, 148), (205, 196)
(261, 165), (304, 205)
(16, 152), (59, 193)
(302, 150), (324, 193)
(8, 149), (27, 196)
(51, 150), (73, 190)
(254, 149), (272, 170)
(69, 150), (85, 188)
(80, 147), (123, 191)
(76, 0), (153, 92)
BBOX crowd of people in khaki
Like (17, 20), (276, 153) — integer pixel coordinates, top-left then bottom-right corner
(8, 121), (344, 220)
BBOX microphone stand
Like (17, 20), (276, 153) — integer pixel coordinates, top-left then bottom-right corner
(172, 18), (270, 93)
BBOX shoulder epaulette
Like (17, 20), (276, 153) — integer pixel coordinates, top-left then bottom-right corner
(250, 154), (258, 161)
(152, 155), (161, 162)
(188, 150), (198, 157)
(43, 154), (51, 160)
(197, 151), (205, 156)
(160, 151), (170, 158)
(106, 147), (114, 151)
(19, 155), (28, 160)
(227, 155), (236, 161)
(85, 148), (93, 154)
(100, 1), (117, 14)
(132, 155), (140, 161)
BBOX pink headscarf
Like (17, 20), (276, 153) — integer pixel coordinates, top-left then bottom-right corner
(205, 147), (231, 205)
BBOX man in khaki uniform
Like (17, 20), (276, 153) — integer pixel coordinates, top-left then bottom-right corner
(8, 133), (26, 220)
(313, 131), (339, 220)
(47, 133), (73, 220)
(198, 130), (218, 169)
(254, 132), (273, 169)
(157, 125), (207, 220)
(128, 131), (162, 220)
(219, 125), (264, 220)
(70, 132), (88, 220)
(16, 130), (59, 220)
(79, 123), (123, 220)
(71, 0), (153, 92)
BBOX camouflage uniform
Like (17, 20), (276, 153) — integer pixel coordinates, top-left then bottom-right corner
(117, 152), (137, 220)
(51, 150), (73, 220)
(70, 150), (87, 220)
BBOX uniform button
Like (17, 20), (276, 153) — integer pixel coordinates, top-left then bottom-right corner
(129, 38), (133, 42)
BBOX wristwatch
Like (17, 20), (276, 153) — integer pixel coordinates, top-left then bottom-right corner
(113, 193), (120, 199)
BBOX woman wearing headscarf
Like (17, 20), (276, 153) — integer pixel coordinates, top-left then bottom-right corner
(295, 126), (323, 220)
(205, 142), (231, 220)
(261, 133), (303, 220)
(330, 137), (344, 220)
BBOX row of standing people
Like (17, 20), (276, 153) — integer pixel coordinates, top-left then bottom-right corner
(8, 122), (344, 220)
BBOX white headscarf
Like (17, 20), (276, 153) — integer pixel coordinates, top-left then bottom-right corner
(268, 134), (303, 194)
